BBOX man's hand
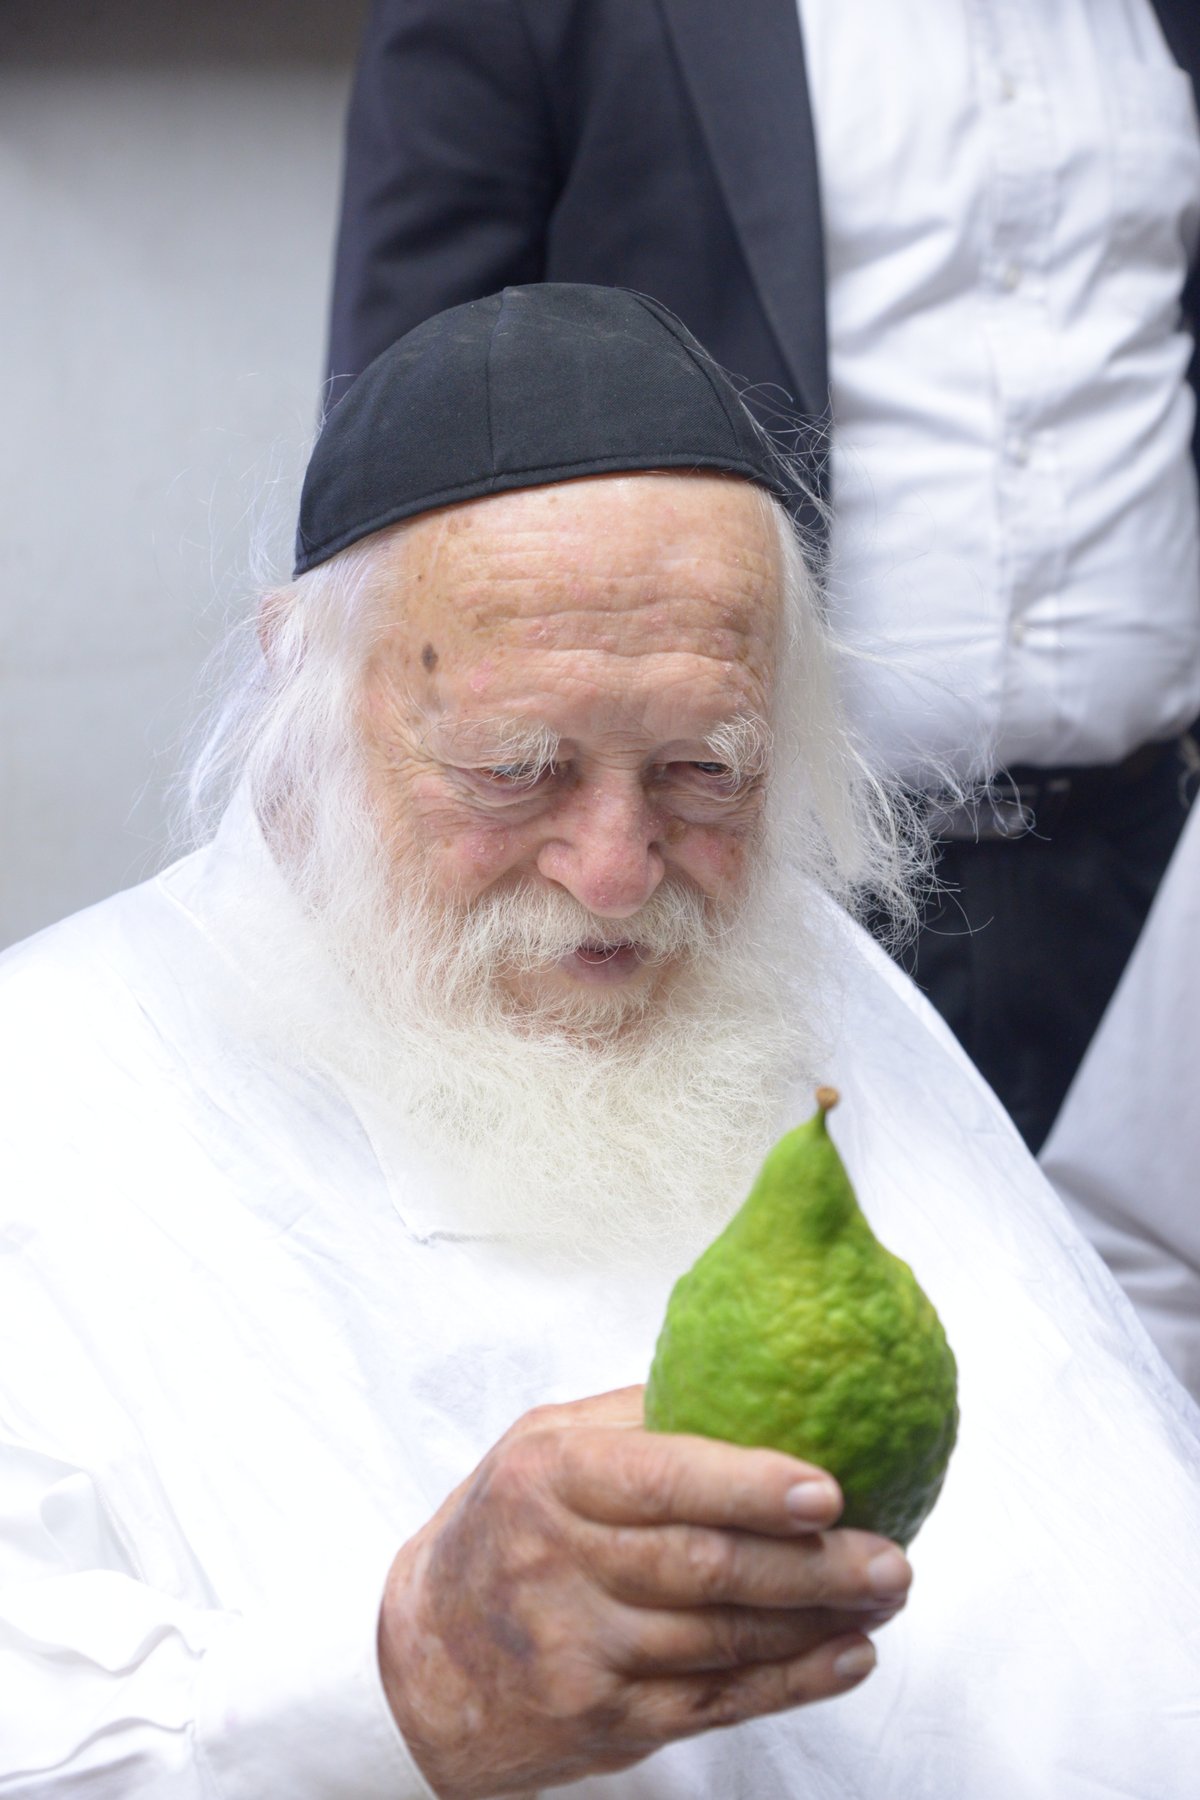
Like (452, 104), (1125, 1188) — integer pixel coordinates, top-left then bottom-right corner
(378, 1387), (912, 1798)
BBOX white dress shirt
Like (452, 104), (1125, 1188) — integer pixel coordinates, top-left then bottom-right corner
(0, 804), (1198, 1796)
(799, 0), (1200, 779)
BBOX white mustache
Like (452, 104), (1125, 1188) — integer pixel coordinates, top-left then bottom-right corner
(418, 877), (730, 977)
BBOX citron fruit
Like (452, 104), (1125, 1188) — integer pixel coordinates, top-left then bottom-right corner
(644, 1088), (958, 1545)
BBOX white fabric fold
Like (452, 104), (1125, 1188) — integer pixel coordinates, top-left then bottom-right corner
(1042, 801), (1200, 1399)
(196, 1567), (437, 1800)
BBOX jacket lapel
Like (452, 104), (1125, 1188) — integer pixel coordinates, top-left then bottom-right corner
(655, 0), (828, 419)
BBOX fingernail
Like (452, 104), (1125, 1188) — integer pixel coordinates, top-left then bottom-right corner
(833, 1640), (877, 1682)
(786, 1477), (840, 1522)
(867, 1548), (912, 1598)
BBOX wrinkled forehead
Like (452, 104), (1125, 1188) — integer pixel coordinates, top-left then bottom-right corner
(356, 474), (785, 757)
(371, 471), (784, 649)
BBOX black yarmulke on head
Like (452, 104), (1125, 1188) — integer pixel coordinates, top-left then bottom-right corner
(295, 283), (786, 576)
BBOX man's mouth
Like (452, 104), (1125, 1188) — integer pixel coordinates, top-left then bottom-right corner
(558, 941), (648, 983)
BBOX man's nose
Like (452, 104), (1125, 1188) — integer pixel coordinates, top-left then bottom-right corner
(535, 778), (666, 917)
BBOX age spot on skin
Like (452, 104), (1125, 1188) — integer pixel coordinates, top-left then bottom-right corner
(421, 643), (439, 673)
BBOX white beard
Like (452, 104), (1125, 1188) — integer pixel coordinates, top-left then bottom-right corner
(241, 796), (837, 1267)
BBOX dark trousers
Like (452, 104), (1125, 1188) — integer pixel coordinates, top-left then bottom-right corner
(893, 739), (1195, 1154)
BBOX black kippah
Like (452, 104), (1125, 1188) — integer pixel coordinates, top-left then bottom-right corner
(294, 283), (786, 576)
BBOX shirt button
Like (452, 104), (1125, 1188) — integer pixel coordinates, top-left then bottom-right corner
(1001, 263), (1022, 292)
(1010, 437), (1031, 466)
(1010, 619), (1027, 645)
(999, 72), (1017, 102)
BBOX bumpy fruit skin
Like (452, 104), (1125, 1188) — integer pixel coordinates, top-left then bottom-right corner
(643, 1096), (959, 1547)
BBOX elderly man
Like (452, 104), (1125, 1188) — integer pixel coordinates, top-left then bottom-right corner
(0, 286), (1197, 1797)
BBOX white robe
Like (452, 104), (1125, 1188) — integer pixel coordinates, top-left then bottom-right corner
(0, 808), (1197, 1798)
(1042, 800), (1200, 1402)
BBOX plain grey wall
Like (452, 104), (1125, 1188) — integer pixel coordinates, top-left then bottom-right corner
(0, 0), (368, 948)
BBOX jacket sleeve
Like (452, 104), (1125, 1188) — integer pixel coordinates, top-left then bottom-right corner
(327, 0), (560, 406)
(0, 1437), (435, 1797)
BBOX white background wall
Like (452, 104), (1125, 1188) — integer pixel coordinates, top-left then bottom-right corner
(0, 0), (368, 948)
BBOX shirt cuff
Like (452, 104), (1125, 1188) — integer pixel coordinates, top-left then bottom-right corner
(195, 1551), (440, 1800)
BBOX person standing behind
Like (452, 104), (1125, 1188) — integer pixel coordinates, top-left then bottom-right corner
(327, 0), (1200, 1154)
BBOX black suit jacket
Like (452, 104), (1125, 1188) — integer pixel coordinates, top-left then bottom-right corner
(327, 0), (1200, 493)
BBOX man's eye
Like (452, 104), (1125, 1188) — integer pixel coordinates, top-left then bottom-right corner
(662, 761), (757, 801)
(472, 762), (556, 790)
(488, 763), (541, 782)
(686, 761), (744, 787)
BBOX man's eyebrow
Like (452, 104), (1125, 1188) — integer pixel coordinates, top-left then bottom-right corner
(703, 714), (773, 775)
(419, 714), (772, 771)
(423, 717), (562, 766)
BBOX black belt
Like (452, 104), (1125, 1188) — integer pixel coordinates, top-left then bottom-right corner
(923, 737), (1189, 843)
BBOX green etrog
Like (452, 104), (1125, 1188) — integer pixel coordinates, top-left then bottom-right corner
(643, 1088), (959, 1547)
